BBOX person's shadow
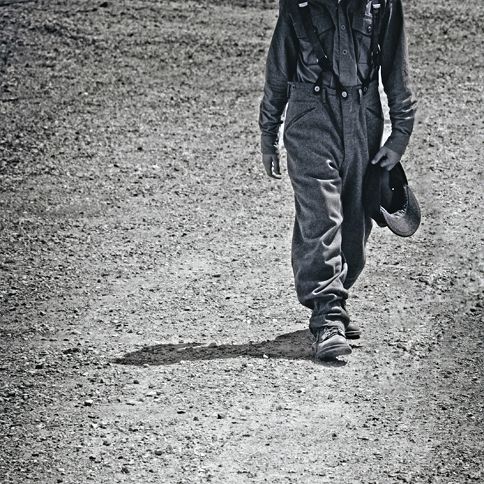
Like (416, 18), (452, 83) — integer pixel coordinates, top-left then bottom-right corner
(114, 329), (354, 367)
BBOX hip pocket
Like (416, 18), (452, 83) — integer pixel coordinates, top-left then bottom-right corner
(365, 96), (384, 120)
(284, 104), (316, 134)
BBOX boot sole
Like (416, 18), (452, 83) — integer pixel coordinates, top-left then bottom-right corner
(313, 341), (352, 360)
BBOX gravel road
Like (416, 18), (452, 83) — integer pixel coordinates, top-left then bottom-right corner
(1, 1), (482, 482)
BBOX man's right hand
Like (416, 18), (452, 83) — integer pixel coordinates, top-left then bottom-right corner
(262, 153), (282, 179)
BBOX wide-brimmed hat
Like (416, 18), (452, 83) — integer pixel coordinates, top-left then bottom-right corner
(363, 162), (421, 237)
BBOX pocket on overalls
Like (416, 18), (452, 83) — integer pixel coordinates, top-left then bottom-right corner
(365, 94), (384, 120)
(364, 95), (384, 156)
(284, 102), (316, 134)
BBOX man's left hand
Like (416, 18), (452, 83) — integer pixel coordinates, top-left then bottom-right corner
(370, 146), (402, 171)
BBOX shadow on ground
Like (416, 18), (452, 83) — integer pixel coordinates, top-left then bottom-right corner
(114, 329), (353, 366)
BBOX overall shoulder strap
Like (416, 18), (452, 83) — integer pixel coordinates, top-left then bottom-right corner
(296, 2), (332, 71)
(371, 0), (387, 67)
(362, 0), (385, 90)
(293, 1), (344, 93)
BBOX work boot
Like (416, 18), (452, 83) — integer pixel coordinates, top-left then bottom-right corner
(313, 325), (352, 360)
(340, 300), (360, 339)
(345, 321), (361, 339)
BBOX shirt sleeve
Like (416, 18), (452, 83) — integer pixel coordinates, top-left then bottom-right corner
(259, 1), (299, 155)
(380, 0), (417, 155)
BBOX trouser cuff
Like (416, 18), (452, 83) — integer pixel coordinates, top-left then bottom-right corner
(309, 302), (350, 335)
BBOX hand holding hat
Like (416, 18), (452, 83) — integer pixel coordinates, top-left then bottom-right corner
(363, 159), (421, 237)
(370, 146), (402, 171)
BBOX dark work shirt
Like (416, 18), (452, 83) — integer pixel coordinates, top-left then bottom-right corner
(259, 0), (417, 155)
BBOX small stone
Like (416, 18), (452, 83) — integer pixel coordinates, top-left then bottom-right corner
(154, 449), (163, 456)
(126, 400), (136, 406)
(84, 399), (93, 407)
(63, 347), (80, 355)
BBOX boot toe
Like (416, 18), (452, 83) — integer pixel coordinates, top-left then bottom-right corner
(345, 321), (361, 339)
(313, 334), (352, 360)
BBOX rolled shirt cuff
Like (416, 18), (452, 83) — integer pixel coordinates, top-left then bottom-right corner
(383, 130), (410, 156)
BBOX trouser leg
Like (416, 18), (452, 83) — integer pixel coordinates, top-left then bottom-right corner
(289, 155), (350, 333)
(283, 84), (383, 335)
(283, 91), (349, 334)
(340, 87), (384, 288)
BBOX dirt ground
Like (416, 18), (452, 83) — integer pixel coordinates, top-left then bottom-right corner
(0, 0), (483, 482)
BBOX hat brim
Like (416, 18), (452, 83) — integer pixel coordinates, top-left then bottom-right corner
(381, 185), (421, 237)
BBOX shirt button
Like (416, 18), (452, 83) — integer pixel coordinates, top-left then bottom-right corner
(342, 49), (348, 55)
(367, 25), (372, 33)
(341, 91), (348, 98)
(341, 25), (346, 30)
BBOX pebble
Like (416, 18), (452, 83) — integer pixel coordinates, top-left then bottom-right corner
(84, 399), (93, 406)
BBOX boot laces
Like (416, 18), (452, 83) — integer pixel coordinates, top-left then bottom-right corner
(319, 326), (345, 341)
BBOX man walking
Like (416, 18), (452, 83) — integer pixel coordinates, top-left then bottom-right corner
(259, 0), (417, 359)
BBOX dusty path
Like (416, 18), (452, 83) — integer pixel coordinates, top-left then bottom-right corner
(1, 1), (482, 482)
